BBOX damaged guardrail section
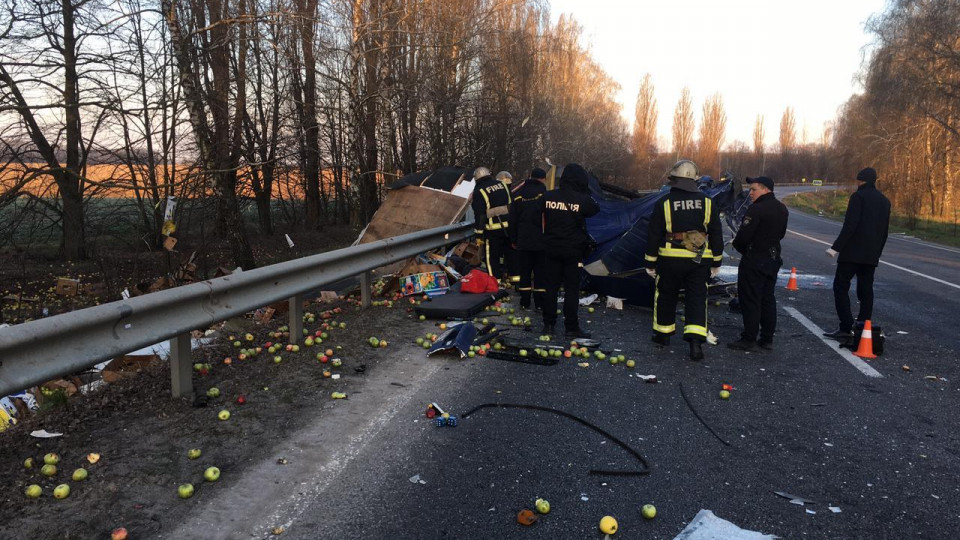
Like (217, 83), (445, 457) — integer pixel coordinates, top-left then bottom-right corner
(0, 223), (473, 398)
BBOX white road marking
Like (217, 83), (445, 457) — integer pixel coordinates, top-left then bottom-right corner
(787, 230), (960, 290)
(784, 306), (882, 378)
(790, 211), (960, 255)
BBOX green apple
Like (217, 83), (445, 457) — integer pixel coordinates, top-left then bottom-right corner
(41, 464), (57, 477)
(535, 498), (550, 514)
(187, 448), (202, 460)
(203, 466), (220, 482)
(218, 409), (230, 421)
(331, 358), (342, 367)
(642, 504), (657, 519)
(53, 484), (70, 499)
(519, 349), (528, 357)
(419, 315), (426, 321)
(626, 359), (636, 368)
(588, 307), (595, 313)
(24, 484), (42, 498)
(194, 362), (204, 371)
(43, 453), (60, 465)
(719, 390), (730, 400)
(72, 468), (88, 481)
(233, 340), (241, 347)
(178, 483), (194, 499)
(23, 457), (34, 469)
(273, 356), (282, 364)
(206, 387), (220, 398)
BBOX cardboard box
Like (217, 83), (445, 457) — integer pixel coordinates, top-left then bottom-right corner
(163, 235), (178, 251)
(56, 277), (81, 297)
(453, 242), (482, 265)
(102, 354), (161, 383)
(82, 282), (107, 297)
(401, 270), (449, 297)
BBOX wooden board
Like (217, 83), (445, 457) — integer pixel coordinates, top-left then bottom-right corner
(358, 185), (469, 245)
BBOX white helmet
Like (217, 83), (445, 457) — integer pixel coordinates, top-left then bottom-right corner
(667, 159), (699, 181)
(495, 171), (513, 185)
(473, 166), (491, 180)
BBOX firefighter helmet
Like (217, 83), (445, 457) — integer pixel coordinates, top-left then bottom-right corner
(667, 160), (699, 181)
(495, 171), (513, 185)
(472, 167), (491, 180)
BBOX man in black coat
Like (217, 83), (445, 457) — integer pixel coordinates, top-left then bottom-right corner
(508, 168), (549, 310)
(824, 167), (891, 339)
(645, 159), (724, 361)
(537, 163), (599, 337)
(727, 176), (789, 352)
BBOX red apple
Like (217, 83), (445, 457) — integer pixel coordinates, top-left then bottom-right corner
(236, 395), (246, 404)
(111, 528), (128, 540)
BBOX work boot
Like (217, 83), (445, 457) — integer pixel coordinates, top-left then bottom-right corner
(757, 339), (774, 351)
(565, 327), (591, 339)
(823, 328), (854, 340)
(727, 339), (760, 352)
(689, 341), (704, 361)
(542, 323), (555, 335)
(651, 333), (670, 347)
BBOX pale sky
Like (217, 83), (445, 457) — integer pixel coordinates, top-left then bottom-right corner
(549, 0), (889, 149)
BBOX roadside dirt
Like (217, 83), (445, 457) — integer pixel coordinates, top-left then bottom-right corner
(0, 293), (433, 538)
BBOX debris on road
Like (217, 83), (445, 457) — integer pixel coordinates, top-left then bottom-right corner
(673, 509), (777, 540)
(516, 509), (537, 526)
(773, 491), (817, 505)
(29, 429), (62, 438)
(408, 474), (427, 485)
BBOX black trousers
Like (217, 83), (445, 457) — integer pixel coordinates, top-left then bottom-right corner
(542, 252), (581, 329)
(737, 255), (780, 342)
(654, 257), (710, 342)
(833, 261), (877, 331)
(482, 232), (509, 280)
(516, 249), (546, 309)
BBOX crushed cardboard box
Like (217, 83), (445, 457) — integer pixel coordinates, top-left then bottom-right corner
(102, 354), (162, 383)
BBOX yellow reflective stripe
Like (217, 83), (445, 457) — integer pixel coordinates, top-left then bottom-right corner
(704, 198), (712, 228)
(713, 254), (723, 261)
(517, 287), (532, 291)
(644, 254), (658, 262)
(509, 276), (520, 282)
(658, 246), (716, 258)
(654, 322), (676, 333)
(663, 200), (672, 233)
(487, 223), (505, 230)
(485, 243), (493, 273)
(653, 275), (675, 333)
(533, 288), (546, 292)
(684, 324), (707, 337)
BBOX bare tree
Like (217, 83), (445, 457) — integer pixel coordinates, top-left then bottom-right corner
(672, 87), (694, 160)
(697, 92), (726, 178)
(753, 114), (765, 174)
(633, 73), (658, 167)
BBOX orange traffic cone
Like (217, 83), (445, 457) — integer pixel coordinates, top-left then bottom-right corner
(853, 320), (878, 359)
(785, 267), (799, 291)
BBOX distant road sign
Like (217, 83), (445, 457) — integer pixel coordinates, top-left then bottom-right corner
(812, 179), (824, 186)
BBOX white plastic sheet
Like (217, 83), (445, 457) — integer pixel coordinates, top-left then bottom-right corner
(673, 509), (778, 540)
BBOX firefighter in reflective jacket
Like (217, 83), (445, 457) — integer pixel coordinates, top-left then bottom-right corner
(645, 159), (723, 361)
(471, 167), (512, 280)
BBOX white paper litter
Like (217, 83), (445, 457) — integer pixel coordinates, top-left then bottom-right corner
(30, 430), (63, 438)
(806, 509), (816, 515)
(897, 331), (908, 334)
(673, 509), (778, 540)
(606, 296), (624, 310)
(285, 234), (295, 247)
(579, 293), (598, 306)
(828, 506), (841, 513)
(408, 474), (426, 485)
(580, 493), (589, 501)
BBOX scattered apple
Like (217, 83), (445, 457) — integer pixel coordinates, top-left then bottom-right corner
(236, 395), (246, 404)
(599, 515), (618, 534)
(23, 457), (34, 469)
(24, 484), (42, 498)
(642, 504), (657, 519)
(218, 409), (231, 421)
(72, 468), (88, 481)
(187, 448), (202, 459)
(233, 340), (241, 347)
(43, 453), (60, 465)
(535, 498), (550, 514)
(719, 390), (730, 400)
(419, 315), (426, 321)
(223, 357), (233, 365)
(53, 484), (70, 499)
(203, 466), (220, 482)
(41, 464), (57, 477)
(178, 483), (194, 499)
(111, 527), (129, 540)
(245, 333), (254, 341)
(291, 345), (300, 352)
(322, 370), (332, 378)
(207, 387), (221, 398)
(274, 356), (282, 364)
(626, 359), (636, 368)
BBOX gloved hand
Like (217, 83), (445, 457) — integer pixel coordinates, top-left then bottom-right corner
(710, 267), (720, 278)
(476, 237), (486, 248)
(645, 268), (656, 278)
(826, 248), (838, 258)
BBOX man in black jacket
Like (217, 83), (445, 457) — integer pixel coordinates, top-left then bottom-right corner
(824, 167), (891, 339)
(538, 163), (599, 337)
(645, 159), (724, 361)
(508, 168), (548, 310)
(471, 167), (512, 281)
(727, 177), (789, 352)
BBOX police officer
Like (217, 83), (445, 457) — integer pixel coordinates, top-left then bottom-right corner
(508, 168), (549, 310)
(471, 167), (512, 280)
(644, 159), (723, 361)
(727, 176), (789, 352)
(538, 163), (599, 337)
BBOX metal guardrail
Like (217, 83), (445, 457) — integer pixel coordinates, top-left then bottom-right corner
(0, 223), (474, 397)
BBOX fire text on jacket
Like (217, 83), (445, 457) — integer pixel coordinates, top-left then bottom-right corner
(672, 199), (703, 211)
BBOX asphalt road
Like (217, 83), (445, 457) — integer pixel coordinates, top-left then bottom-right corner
(163, 195), (960, 539)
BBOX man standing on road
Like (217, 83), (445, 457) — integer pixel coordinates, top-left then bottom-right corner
(471, 167), (512, 282)
(508, 168), (548, 311)
(824, 167), (891, 340)
(538, 163), (599, 338)
(727, 176), (789, 352)
(645, 159), (724, 361)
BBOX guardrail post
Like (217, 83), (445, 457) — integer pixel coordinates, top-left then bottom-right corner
(360, 270), (372, 308)
(289, 294), (304, 344)
(170, 333), (193, 398)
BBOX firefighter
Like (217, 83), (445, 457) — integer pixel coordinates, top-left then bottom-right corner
(538, 163), (599, 337)
(496, 171), (520, 285)
(508, 167), (549, 310)
(644, 159), (723, 361)
(471, 167), (512, 280)
(727, 176), (789, 352)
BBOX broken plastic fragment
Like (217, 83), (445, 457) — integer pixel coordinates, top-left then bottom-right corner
(828, 506), (841, 513)
(30, 430), (63, 438)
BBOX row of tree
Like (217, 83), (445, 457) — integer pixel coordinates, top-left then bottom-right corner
(833, 0), (959, 225)
(0, 0), (632, 267)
